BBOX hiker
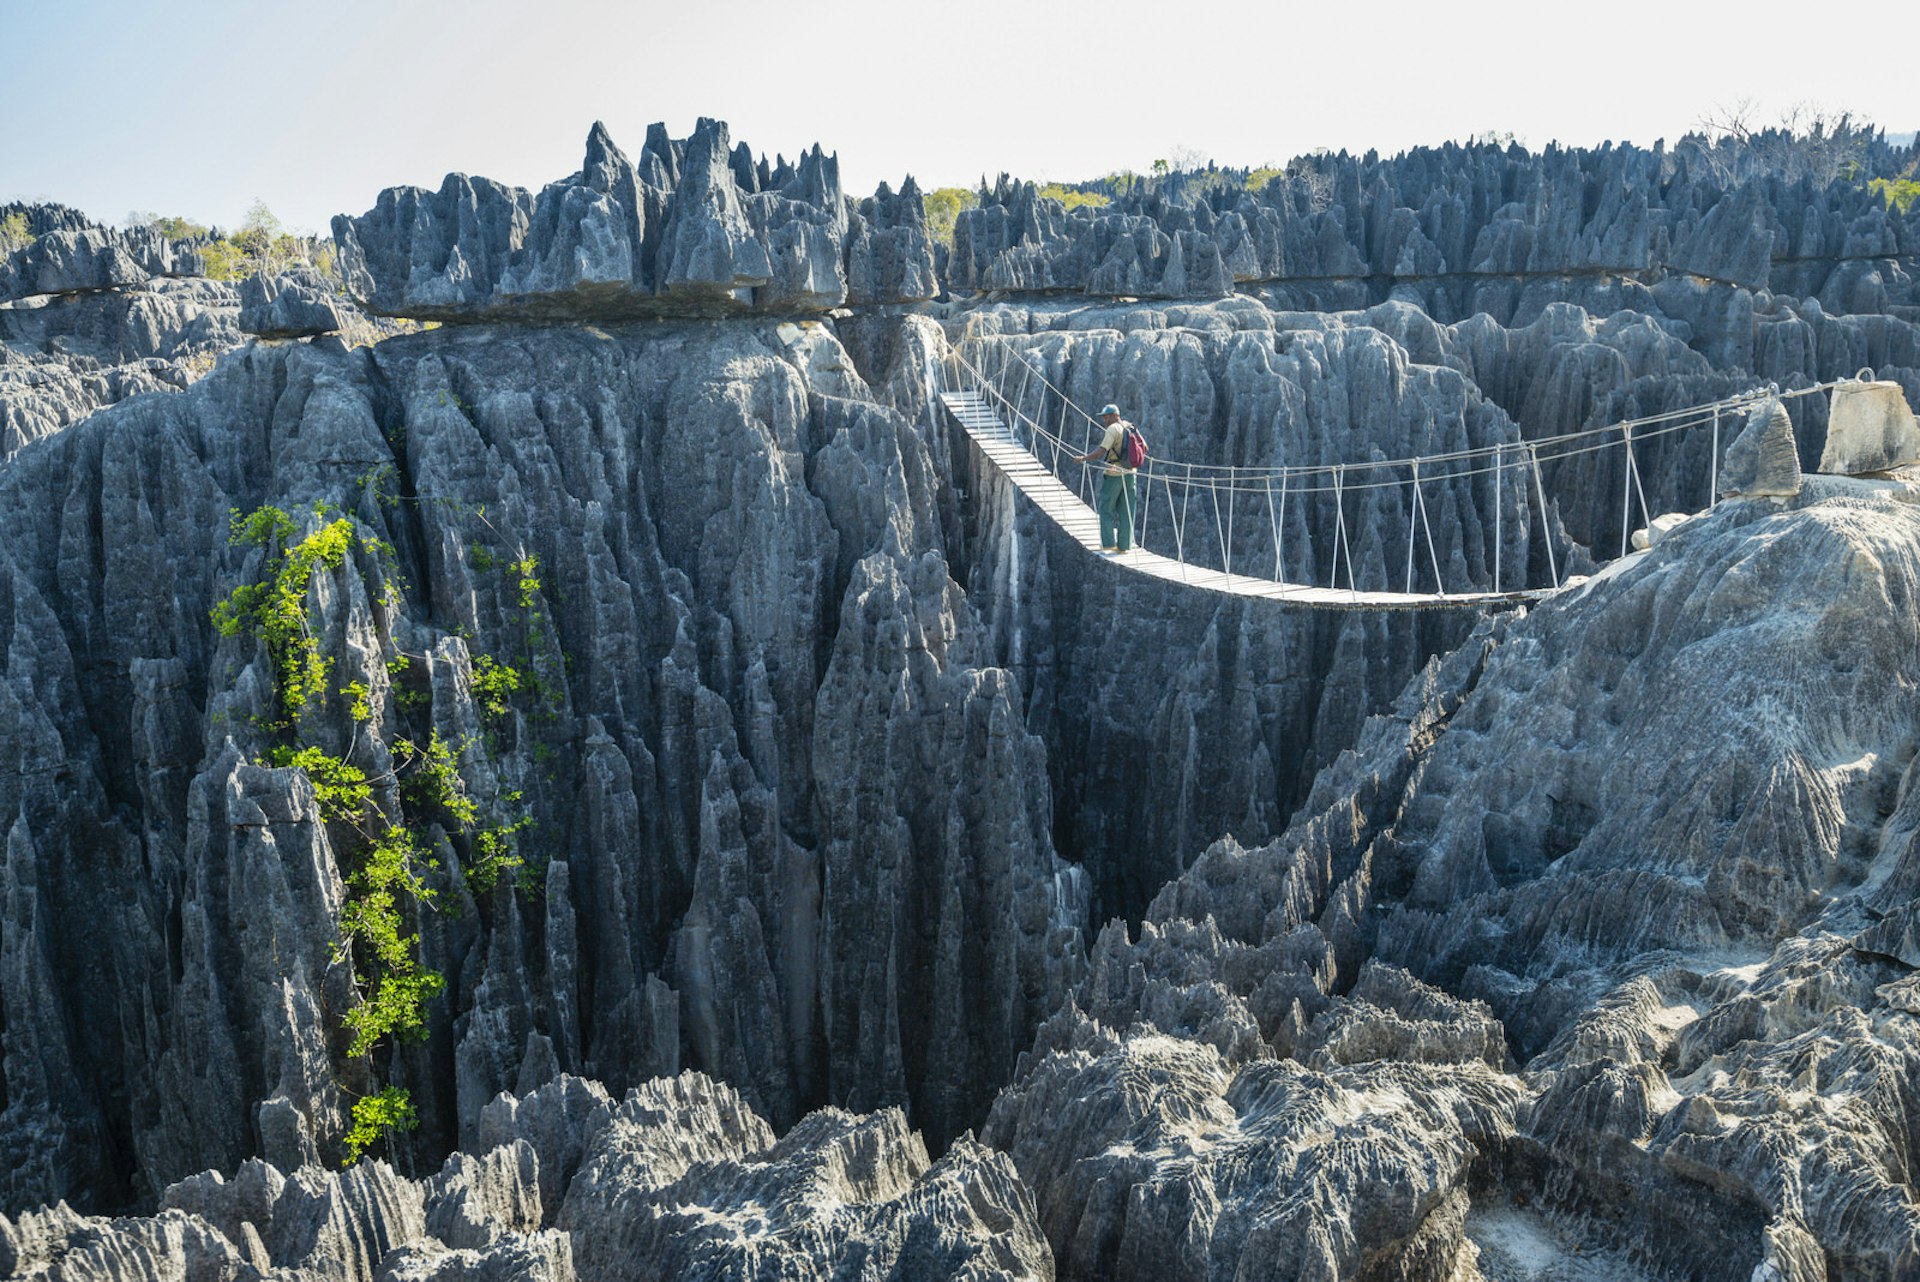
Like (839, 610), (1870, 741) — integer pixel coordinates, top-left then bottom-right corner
(1079, 404), (1144, 552)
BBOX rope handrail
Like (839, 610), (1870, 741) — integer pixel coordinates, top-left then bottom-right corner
(951, 337), (1841, 485)
(937, 335), (1873, 600)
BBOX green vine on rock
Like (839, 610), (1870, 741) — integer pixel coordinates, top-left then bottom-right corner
(211, 503), (534, 1165)
(211, 508), (357, 724)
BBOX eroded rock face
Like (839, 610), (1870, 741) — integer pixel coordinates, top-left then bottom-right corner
(1022, 479), (1920, 1277)
(0, 314), (1081, 1211)
(333, 120), (938, 321)
(950, 137), (1920, 316)
(1, 258), (242, 457)
(238, 269), (345, 339)
(1817, 378), (1920, 473)
(0, 222), (202, 301)
(1720, 398), (1803, 497)
(982, 969), (1522, 1281)
(5, 1071), (1049, 1282)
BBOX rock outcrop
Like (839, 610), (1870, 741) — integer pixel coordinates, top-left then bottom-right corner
(0, 205), (245, 456)
(1010, 474), (1920, 1277)
(0, 220), (202, 302)
(237, 269), (345, 339)
(983, 967), (1521, 1281)
(11, 117), (1920, 1282)
(333, 120), (938, 321)
(3, 1071), (1052, 1282)
(949, 136), (1920, 317)
(1719, 398), (1803, 497)
(1817, 377), (1920, 473)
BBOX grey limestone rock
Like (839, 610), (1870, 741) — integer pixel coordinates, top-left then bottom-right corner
(0, 310), (1083, 1211)
(238, 269), (346, 338)
(8, 1071), (1047, 1282)
(1053, 476), (1920, 1276)
(379, 1231), (576, 1282)
(1816, 378), (1920, 473)
(0, 223), (201, 301)
(334, 120), (936, 321)
(981, 1015), (1520, 1282)
(1, 273), (243, 456)
(947, 137), (1919, 318)
(424, 1140), (543, 1249)
(1719, 398), (1803, 497)
(562, 1077), (1048, 1282)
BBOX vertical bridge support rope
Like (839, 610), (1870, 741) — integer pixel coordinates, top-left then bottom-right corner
(1493, 444), (1503, 595)
(938, 335), (1853, 606)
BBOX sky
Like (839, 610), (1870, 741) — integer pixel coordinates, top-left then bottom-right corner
(3, 0), (1916, 236)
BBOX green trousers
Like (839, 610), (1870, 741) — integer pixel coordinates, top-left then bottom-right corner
(1098, 471), (1138, 550)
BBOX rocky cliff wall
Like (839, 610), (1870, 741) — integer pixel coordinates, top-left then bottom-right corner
(949, 138), (1920, 315)
(0, 203), (245, 457)
(333, 121), (937, 322)
(10, 119), (1920, 1282)
(994, 476), (1920, 1279)
(0, 315), (1082, 1215)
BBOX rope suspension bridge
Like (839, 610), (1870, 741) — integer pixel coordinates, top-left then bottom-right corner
(932, 336), (1847, 611)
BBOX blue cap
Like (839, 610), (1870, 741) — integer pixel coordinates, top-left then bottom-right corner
(1099, 404), (1120, 417)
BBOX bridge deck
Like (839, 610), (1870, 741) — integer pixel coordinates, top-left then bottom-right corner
(942, 390), (1547, 612)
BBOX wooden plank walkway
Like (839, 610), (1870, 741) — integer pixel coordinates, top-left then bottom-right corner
(941, 390), (1548, 612)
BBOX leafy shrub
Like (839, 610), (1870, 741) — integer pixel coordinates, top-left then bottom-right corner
(212, 504), (540, 1165)
(0, 211), (34, 256)
(1870, 177), (1920, 213)
(1037, 183), (1110, 211)
(924, 187), (977, 248)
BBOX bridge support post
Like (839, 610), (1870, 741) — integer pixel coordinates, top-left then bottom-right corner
(1493, 445), (1503, 594)
(1709, 408), (1720, 508)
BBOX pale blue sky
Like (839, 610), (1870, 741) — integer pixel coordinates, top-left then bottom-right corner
(3, 0), (1914, 235)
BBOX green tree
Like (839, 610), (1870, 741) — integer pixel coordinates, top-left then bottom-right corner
(198, 200), (330, 282)
(923, 186), (977, 248)
(0, 211), (33, 256)
(1037, 183), (1110, 211)
(129, 211), (211, 242)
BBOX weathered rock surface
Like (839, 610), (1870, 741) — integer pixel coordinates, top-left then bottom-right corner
(1719, 398), (1803, 497)
(1, 278), (244, 457)
(333, 120), (937, 321)
(237, 268), (345, 338)
(0, 205), (252, 456)
(1, 220), (202, 301)
(1817, 377), (1920, 473)
(0, 314), (1082, 1211)
(982, 967), (1522, 1281)
(950, 136), (1920, 315)
(2, 1072), (1050, 1282)
(1014, 478), (1920, 1277)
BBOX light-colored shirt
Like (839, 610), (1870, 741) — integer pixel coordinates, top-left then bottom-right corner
(1099, 421), (1136, 475)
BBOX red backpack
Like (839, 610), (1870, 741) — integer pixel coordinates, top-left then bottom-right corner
(1113, 424), (1148, 470)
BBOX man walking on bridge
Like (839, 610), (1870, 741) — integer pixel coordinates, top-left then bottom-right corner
(1080, 404), (1143, 553)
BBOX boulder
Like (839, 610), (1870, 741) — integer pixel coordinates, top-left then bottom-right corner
(1816, 379), (1920, 474)
(1719, 399), (1802, 498)
(238, 269), (345, 338)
